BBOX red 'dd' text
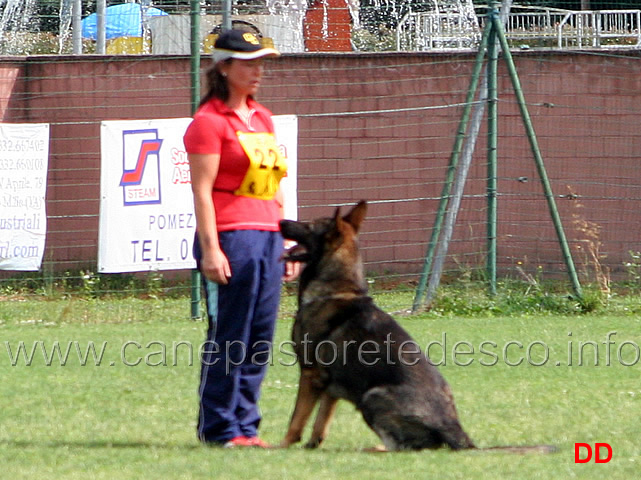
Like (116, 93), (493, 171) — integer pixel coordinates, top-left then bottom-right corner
(575, 443), (613, 463)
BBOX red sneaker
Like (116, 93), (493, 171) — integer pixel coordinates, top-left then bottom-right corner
(223, 436), (253, 448)
(245, 436), (272, 448)
(223, 436), (271, 448)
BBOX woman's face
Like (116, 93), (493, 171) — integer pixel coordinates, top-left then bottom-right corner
(220, 58), (265, 97)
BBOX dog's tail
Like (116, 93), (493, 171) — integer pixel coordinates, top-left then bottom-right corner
(473, 445), (559, 454)
(442, 428), (557, 454)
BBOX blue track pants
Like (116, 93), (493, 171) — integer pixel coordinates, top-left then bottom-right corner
(194, 230), (283, 444)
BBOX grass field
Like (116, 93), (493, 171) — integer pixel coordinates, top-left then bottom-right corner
(1, 289), (639, 479)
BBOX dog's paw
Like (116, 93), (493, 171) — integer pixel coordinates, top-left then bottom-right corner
(303, 437), (323, 449)
(362, 445), (388, 453)
(279, 434), (301, 448)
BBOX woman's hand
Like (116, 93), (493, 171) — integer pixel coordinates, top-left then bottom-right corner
(282, 240), (301, 282)
(283, 260), (301, 282)
(200, 247), (232, 285)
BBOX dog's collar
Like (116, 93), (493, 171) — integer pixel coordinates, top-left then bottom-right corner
(301, 291), (368, 306)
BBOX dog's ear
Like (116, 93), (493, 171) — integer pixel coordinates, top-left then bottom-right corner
(332, 206), (344, 231)
(343, 201), (367, 233)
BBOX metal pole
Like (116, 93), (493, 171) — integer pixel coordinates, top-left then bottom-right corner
(486, 6), (499, 295)
(190, 0), (202, 320)
(190, 1), (201, 110)
(222, 0), (232, 31)
(491, 14), (583, 300)
(412, 20), (493, 312)
(71, 0), (82, 54)
(96, 0), (106, 54)
(140, 0), (151, 54)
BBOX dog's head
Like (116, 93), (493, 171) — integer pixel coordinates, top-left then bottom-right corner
(280, 201), (368, 268)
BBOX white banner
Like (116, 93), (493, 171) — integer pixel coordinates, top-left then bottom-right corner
(0, 123), (49, 271)
(274, 115), (298, 221)
(99, 118), (196, 273)
(98, 115), (298, 273)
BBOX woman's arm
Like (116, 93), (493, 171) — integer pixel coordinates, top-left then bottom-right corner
(189, 153), (231, 285)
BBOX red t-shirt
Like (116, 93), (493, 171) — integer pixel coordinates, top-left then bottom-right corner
(183, 97), (282, 232)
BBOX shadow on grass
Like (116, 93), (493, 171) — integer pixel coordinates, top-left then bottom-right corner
(0, 439), (386, 454)
(0, 439), (203, 450)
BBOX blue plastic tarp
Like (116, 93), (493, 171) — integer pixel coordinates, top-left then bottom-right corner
(81, 3), (168, 40)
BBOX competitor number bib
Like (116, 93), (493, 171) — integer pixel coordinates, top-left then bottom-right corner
(234, 131), (287, 200)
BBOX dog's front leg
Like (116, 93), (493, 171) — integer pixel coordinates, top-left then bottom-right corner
(280, 368), (323, 448)
(304, 392), (338, 449)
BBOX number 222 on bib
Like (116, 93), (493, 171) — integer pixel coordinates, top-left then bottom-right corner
(234, 131), (287, 200)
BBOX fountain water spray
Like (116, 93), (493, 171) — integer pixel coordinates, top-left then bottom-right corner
(265, 0), (307, 51)
(0, 0), (39, 55)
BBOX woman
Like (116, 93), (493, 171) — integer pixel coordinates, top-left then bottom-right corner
(184, 29), (298, 448)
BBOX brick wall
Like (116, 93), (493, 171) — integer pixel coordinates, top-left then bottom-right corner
(1, 50), (640, 278)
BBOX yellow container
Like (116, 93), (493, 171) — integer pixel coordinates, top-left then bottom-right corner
(106, 37), (149, 54)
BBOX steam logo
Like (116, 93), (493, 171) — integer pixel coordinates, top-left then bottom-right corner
(120, 129), (164, 206)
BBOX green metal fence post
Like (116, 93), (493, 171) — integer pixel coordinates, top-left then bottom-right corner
(486, 7), (499, 295)
(189, 0), (202, 320)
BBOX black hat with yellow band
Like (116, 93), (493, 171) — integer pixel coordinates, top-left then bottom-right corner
(212, 29), (280, 64)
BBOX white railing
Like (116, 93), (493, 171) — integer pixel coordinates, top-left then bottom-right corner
(556, 10), (641, 49)
(397, 7), (641, 51)
(397, 9), (480, 51)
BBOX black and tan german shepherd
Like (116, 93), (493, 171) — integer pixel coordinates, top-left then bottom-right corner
(279, 201), (556, 453)
(279, 200), (475, 451)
